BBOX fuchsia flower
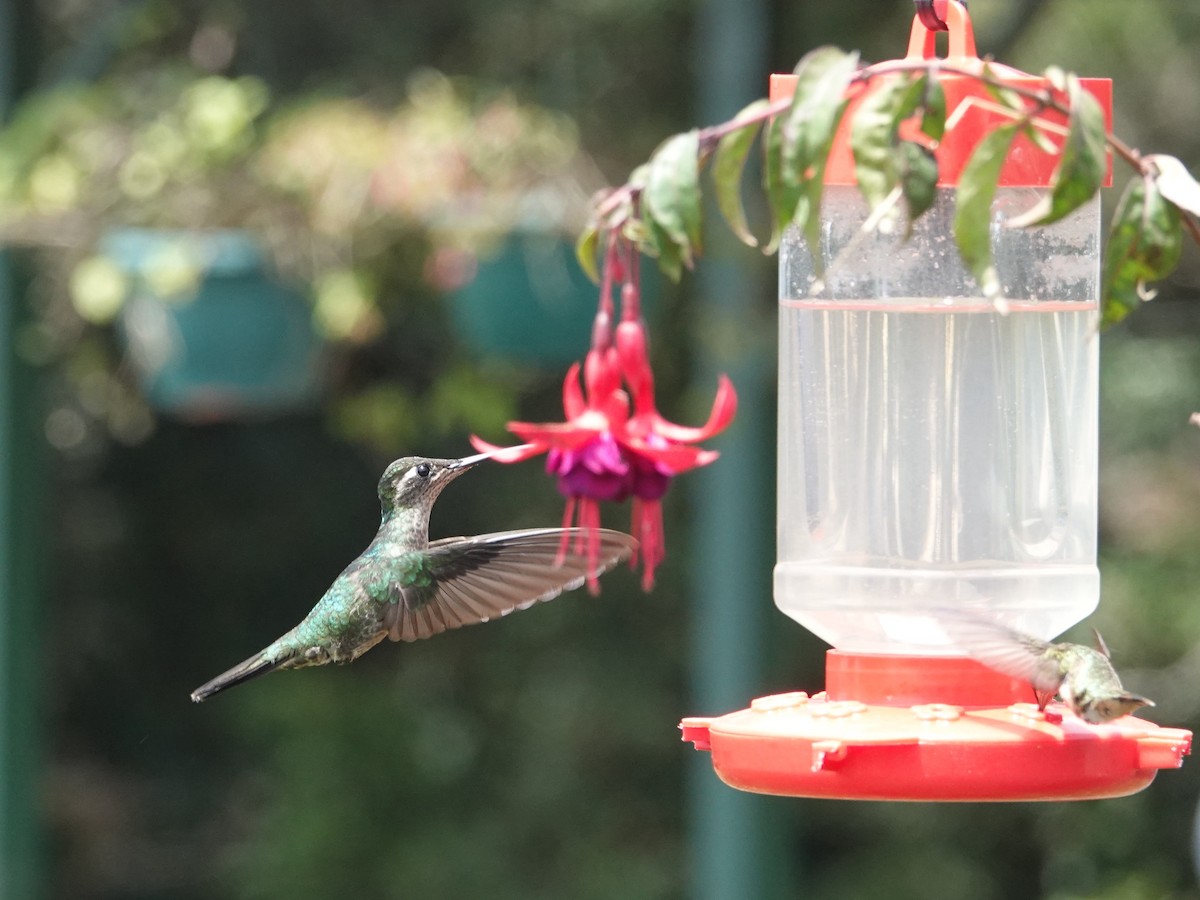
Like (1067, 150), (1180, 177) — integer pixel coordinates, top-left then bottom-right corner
(471, 239), (737, 591)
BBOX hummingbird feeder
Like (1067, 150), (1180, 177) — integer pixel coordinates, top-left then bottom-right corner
(681, 0), (1192, 800)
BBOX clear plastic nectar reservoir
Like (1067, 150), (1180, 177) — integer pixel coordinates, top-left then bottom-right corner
(775, 187), (1101, 652)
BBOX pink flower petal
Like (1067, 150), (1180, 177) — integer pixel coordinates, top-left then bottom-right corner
(467, 435), (548, 463)
(507, 421), (602, 449)
(632, 497), (665, 591)
(555, 496), (576, 566)
(585, 348), (621, 404)
(598, 389), (631, 429)
(644, 375), (738, 444)
(616, 319), (655, 414)
(561, 362), (586, 419)
(622, 440), (719, 474)
(580, 497), (603, 595)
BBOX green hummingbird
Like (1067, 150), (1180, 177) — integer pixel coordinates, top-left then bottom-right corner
(191, 452), (637, 702)
(941, 612), (1154, 724)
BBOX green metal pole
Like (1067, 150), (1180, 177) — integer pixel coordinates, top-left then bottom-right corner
(0, 0), (45, 895)
(688, 1), (792, 898)
(0, 254), (44, 899)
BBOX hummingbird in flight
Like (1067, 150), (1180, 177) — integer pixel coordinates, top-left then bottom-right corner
(191, 452), (637, 702)
(940, 612), (1154, 724)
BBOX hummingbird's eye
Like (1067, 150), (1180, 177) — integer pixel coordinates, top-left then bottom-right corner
(415, 463), (431, 478)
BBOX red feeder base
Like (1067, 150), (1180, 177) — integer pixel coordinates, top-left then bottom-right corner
(681, 651), (1192, 802)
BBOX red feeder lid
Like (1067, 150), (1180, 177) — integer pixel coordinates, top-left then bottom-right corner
(681, 653), (1192, 802)
(769, 0), (1113, 188)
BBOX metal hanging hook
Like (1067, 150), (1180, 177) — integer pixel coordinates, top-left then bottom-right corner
(915, 0), (966, 33)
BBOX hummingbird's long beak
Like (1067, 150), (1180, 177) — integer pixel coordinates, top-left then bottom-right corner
(449, 452), (491, 470)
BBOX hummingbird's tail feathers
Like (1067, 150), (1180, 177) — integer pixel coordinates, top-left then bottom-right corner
(190, 649), (294, 703)
(385, 527), (636, 642)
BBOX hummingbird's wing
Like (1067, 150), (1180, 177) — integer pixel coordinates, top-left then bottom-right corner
(936, 610), (1067, 695)
(382, 527), (637, 642)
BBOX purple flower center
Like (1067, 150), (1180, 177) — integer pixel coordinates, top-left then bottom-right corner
(628, 431), (674, 500)
(547, 433), (632, 502)
(630, 454), (673, 500)
(545, 431), (676, 502)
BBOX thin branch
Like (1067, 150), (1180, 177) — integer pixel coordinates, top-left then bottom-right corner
(592, 56), (1171, 240)
(696, 97), (789, 146)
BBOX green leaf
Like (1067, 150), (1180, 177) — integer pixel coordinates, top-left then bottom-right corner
(849, 73), (941, 238)
(643, 130), (702, 266)
(920, 73), (946, 142)
(1147, 154), (1200, 218)
(762, 115), (802, 254)
(627, 164), (651, 197)
(602, 188), (636, 233)
(712, 98), (770, 248)
(620, 213), (649, 248)
(575, 220), (601, 283)
(793, 164), (829, 272)
(897, 139), (938, 232)
(781, 46), (860, 186)
(1043, 66), (1069, 93)
(772, 46), (858, 271)
(895, 74), (927, 124)
(640, 215), (685, 283)
(953, 122), (1021, 302)
(1007, 74), (1107, 228)
(1022, 122), (1058, 155)
(850, 74), (914, 211)
(981, 62), (1027, 115)
(1101, 175), (1182, 326)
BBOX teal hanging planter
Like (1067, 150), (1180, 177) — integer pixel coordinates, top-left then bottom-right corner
(449, 230), (658, 367)
(106, 229), (321, 419)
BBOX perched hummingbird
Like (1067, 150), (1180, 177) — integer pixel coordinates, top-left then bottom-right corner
(940, 612), (1155, 724)
(191, 453), (637, 702)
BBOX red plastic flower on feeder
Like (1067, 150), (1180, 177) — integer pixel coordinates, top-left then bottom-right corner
(471, 240), (736, 591)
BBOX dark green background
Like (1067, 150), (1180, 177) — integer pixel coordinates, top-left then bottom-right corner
(12, 1), (1200, 897)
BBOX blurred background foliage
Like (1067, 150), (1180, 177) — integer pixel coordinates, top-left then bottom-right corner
(4, 0), (1200, 898)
